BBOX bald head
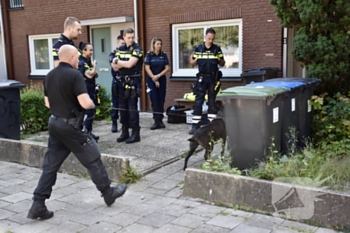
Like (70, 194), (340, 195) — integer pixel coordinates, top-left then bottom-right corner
(58, 45), (80, 68)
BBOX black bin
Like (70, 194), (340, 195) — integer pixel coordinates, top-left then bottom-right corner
(241, 67), (279, 84)
(0, 80), (25, 140)
(217, 86), (289, 170)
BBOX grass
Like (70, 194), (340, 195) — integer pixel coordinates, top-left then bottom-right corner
(119, 166), (143, 185)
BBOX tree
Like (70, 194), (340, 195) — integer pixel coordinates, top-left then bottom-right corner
(270, 0), (350, 95)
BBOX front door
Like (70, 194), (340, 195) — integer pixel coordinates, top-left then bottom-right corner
(92, 27), (112, 95)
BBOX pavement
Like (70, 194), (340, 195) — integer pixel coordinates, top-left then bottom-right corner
(0, 112), (344, 233)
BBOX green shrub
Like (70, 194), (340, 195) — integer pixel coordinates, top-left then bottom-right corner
(20, 84), (50, 134)
(310, 93), (350, 144)
(95, 86), (111, 120)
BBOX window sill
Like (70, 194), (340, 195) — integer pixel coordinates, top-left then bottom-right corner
(169, 76), (243, 82)
(9, 7), (24, 11)
(28, 75), (46, 79)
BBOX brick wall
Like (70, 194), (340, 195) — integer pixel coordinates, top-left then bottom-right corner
(8, 0), (282, 109)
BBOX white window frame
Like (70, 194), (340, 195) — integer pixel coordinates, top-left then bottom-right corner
(28, 34), (60, 76)
(172, 19), (243, 77)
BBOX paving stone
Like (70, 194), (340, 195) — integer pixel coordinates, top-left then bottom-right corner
(189, 203), (227, 218)
(105, 212), (143, 227)
(44, 210), (75, 226)
(156, 203), (193, 217)
(281, 220), (318, 232)
(0, 209), (15, 220)
(0, 200), (10, 208)
(172, 199), (202, 208)
(156, 165), (182, 175)
(113, 192), (148, 207)
(44, 200), (70, 212)
(245, 213), (285, 231)
(10, 220), (54, 233)
(164, 187), (183, 198)
(124, 203), (162, 217)
(0, 219), (20, 232)
(143, 172), (170, 183)
(151, 179), (179, 191)
(45, 220), (87, 233)
(167, 171), (185, 181)
(118, 223), (156, 233)
(0, 185), (26, 195)
(230, 224), (271, 233)
(127, 180), (156, 192)
(0, 178), (26, 187)
(142, 195), (177, 207)
(2, 199), (32, 213)
(171, 213), (210, 229)
(7, 212), (33, 224)
(206, 214), (245, 229)
(271, 226), (300, 233)
(190, 224), (232, 233)
(81, 221), (122, 233)
(225, 208), (255, 218)
(63, 202), (101, 214)
(142, 187), (168, 195)
(315, 229), (340, 233)
(137, 212), (176, 228)
(95, 203), (129, 216)
(57, 190), (102, 205)
(154, 223), (192, 233)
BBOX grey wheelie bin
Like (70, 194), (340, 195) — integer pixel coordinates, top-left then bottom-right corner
(241, 67), (279, 84)
(265, 78), (321, 148)
(217, 86), (289, 170)
(246, 81), (305, 155)
(0, 80), (25, 140)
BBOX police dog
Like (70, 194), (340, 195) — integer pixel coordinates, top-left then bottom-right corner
(183, 116), (226, 171)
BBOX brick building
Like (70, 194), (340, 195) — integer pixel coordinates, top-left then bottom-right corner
(1, 0), (299, 110)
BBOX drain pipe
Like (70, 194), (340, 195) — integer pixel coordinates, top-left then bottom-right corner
(133, 0), (138, 43)
(0, 2), (8, 81)
(282, 27), (287, 77)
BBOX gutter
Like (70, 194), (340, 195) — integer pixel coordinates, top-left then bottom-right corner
(0, 0), (14, 80)
(282, 27), (287, 77)
(0, 2), (7, 81)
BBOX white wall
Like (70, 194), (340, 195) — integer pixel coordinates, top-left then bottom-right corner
(0, 32), (7, 80)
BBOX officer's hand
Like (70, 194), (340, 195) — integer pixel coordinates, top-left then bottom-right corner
(112, 57), (119, 64)
(155, 81), (160, 88)
(92, 60), (97, 67)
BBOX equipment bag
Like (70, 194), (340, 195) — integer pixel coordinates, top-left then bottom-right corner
(166, 105), (189, 124)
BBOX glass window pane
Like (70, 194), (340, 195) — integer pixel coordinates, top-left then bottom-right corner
(34, 39), (49, 69)
(212, 25), (240, 69)
(178, 28), (204, 69)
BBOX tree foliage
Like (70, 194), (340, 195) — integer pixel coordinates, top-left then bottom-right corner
(270, 0), (350, 95)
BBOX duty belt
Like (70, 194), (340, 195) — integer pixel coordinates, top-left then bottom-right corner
(121, 74), (141, 81)
(199, 73), (215, 78)
(51, 115), (76, 124)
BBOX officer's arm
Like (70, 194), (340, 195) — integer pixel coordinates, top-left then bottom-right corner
(84, 65), (97, 79)
(115, 57), (139, 69)
(217, 47), (226, 67)
(189, 48), (199, 67)
(77, 93), (95, 109)
(109, 51), (119, 71)
(44, 96), (50, 108)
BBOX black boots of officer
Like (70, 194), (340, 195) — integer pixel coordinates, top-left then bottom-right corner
(88, 131), (99, 142)
(111, 120), (118, 133)
(102, 184), (127, 206)
(150, 119), (166, 130)
(189, 124), (200, 135)
(117, 126), (129, 142)
(27, 198), (54, 220)
(125, 128), (140, 143)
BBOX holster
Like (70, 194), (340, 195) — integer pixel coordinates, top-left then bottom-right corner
(194, 73), (205, 96)
(71, 108), (85, 130)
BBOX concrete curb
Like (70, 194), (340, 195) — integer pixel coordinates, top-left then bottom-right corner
(183, 168), (350, 229)
(0, 138), (129, 182)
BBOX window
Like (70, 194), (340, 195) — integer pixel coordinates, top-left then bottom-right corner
(29, 34), (59, 75)
(9, 0), (23, 9)
(172, 19), (242, 77)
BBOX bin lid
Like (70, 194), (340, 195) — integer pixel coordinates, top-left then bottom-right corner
(265, 77), (321, 86)
(246, 81), (305, 90)
(0, 80), (25, 89)
(241, 67), (279, 77)
(218, 85), (289, 100)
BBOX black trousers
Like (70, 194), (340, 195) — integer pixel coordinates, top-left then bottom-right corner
(33, 116), (111, 200)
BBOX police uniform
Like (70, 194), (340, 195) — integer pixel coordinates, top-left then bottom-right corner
(115, 42), (143, 144)
(109, 48), (121, 132)
(52, 34), (81, 61)
(78, 56), (99, 141)
(144, 51), (169, 127)
(190, 43), (224, 134)
(28, 62), (126, 220)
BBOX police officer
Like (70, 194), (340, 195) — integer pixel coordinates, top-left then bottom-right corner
(144, 37), (169, 130)
(109, 35), (125, 133)
(112, 28), (143, 144)
(52, 17), (82, 67)
(78, 42), (99, 142)
(27, 45), (127, 220)
(188, 28), (225, 134)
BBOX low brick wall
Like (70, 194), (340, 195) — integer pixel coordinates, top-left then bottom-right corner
(0, 138), (129, 182)
(183, 168), (350, 229)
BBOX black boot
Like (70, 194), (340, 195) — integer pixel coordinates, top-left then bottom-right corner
(111, 120), (118, 133)
(27, 198), (54, 220)
(150, 119), (161, 130)
(125, 129), (140, 144)
(102, 184), (127, 206)
(159, 119), (166, 128)
(188, 124), (200, 135)
(117, 126), (129, 142)
(88, 131), (99, 143)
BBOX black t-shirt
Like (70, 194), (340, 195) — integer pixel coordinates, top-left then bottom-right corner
(44, 62), (87, 118)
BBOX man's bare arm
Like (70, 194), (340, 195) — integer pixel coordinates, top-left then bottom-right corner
(77, 93), (95, 109)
